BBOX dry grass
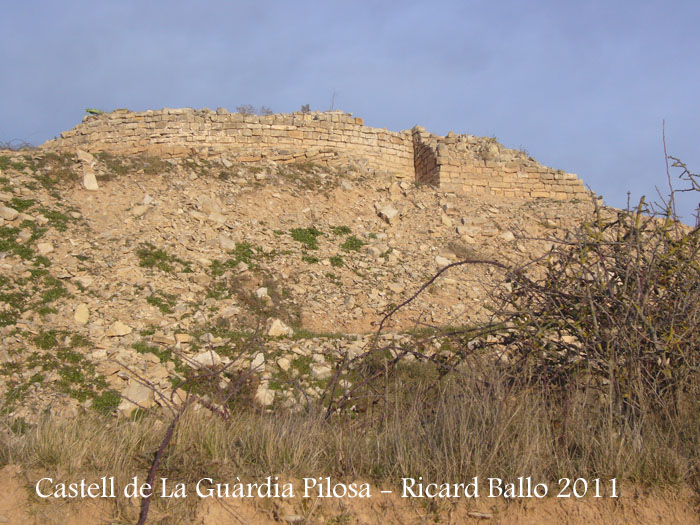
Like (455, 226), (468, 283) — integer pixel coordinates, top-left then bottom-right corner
(2, 360), (698, 496)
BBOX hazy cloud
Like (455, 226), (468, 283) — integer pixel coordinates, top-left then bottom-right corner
(1, 0), (698, 218)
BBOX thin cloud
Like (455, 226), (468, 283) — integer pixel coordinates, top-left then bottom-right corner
(0, 0), (698, 219)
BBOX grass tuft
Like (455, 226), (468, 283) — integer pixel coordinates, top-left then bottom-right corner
(341, 235), (364, 252)
(290, 227), (323, 250)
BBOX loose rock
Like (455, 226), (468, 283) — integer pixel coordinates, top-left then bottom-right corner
(0, 206), (18, 221)
(37, 242), (54, 255)
(118, 382), (154, 416)
(106, 321), (132, 337)
(74, 303), (89, 325)
(268, 318), (292, 337)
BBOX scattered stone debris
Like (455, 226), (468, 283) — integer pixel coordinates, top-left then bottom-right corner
(118, 381), (154, 416)
(0, 145), (599, 421)
(106, 321), (132, 337)
(74, 303), (89, 324)
(268, 318), (293, 337)
(375, 203), (399, 224)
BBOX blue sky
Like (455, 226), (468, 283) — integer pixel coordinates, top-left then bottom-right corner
(1, 1), (698, 219)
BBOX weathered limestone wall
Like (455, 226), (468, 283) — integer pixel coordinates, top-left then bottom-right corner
(412, 128), (440, 186)
(43, 108), (589, 200)
(412, 127), (588, 200)
(44, 108), (415, 176)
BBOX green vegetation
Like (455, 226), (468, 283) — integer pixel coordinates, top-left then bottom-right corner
(331, 225), (352, 236)
(133, 341), (174, 364)
(341, 235), (364, 252)
(39, 276), (68, 304)
(0, 146), (698, 525)
(290, 226), (323, 250)
(0, 225), (34, 259)
(291, 355), (312, 375)
(205, 279), (230, 300)
(290, 328), (346, 341)
(137, 244), (174, 271)
(182, 158), (214, 178)
(210, 242), (257, 277)
(27, 152), (76, 191)
(95, 152), (128, 177)
(0, 155), (26, 171)
(95, 152), (169, 179)
(0, 290), (23, 311)
(0, 311), (18, 327)
(19, 219), (48, 242)
(38, 208), (73, 232)
(1, 328), (113, 414)
(9, 197), (35, 212)
(34, 330), (59, 350)
(0, 257), (70, 331)
(70, 334), (91, 348)
(146, 291), (177, 314)
(91, 390), (121, 415)
(136, 242), (191, 273)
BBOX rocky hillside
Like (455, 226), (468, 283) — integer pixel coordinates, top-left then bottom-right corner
(0, 149), (598, 422)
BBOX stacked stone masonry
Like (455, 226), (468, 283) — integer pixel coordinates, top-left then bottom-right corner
(43, 108), (589, 200)
(412, 127), (588, 200)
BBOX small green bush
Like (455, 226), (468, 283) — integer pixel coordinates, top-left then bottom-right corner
(91, 390), (121, 415)
(136, 243), (191, 273)
(9, 198), (35, 213)
(290, 227), (323, 250)
(146, 292), (176, 314)
(331, 225), (352, 236)
(341, 235), (364, 252)
(34, 330), (59, 350)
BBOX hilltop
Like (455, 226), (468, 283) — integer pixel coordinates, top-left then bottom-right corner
(2, 110), (698, 524)
(0, 127), (597, 420)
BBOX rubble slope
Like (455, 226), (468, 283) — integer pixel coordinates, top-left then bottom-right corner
(0, 150), (596, 420)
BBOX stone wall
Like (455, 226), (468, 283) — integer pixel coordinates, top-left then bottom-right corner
(43, 108), (589, 200)
(43, 108), (414, 176)
(412, 127), (588, 200)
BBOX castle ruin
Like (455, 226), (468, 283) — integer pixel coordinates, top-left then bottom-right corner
(43, 108), (588, 200)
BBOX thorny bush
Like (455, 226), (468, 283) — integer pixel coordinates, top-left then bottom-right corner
(491, 160), (700, 423)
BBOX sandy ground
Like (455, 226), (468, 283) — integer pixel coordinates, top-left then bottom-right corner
(2, 465), (698, 524)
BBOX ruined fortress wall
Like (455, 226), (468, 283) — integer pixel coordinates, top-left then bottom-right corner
(412, 127), (588, 200)
(45, 108), (415, 176)
(43, 108), (589, 200)
(412, 128), (440, 186)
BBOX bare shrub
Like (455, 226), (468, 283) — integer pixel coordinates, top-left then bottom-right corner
(492, 188), (700, 423)
(236, 104), (274, 116)
(235, 104), (256, 116)
(0, 139), (34, 151)
(4, 151), (699, 524)
(3, 364), (698, 495)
